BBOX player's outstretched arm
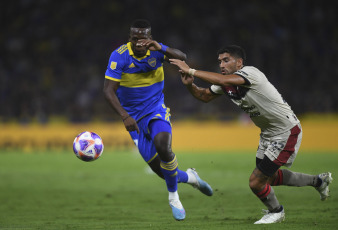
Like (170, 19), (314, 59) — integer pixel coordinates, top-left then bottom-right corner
(181, 73), (219, 103)
(191, 70), (245, 86)
(170, 59), (245, 86)
(103, 79), (140, 133)
(164, 47), (187, 61)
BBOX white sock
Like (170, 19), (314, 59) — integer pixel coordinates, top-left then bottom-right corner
(169, 191), (179, 201)
(187, 170), (197, 184)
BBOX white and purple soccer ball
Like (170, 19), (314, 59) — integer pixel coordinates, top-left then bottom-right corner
(73, 131), (104, 162)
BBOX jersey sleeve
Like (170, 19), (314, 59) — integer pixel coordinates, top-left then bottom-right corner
(157, 43), (166, 62)
(105, 51), (126, 82)
(210, 85), (224, 95)
(234, 66), (261, 86)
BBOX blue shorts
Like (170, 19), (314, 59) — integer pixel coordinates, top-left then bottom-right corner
(129, 106), (172, 163)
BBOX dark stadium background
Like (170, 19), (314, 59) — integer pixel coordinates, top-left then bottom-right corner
(1, 0), (337, 123)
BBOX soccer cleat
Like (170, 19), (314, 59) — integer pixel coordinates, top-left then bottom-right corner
(315, 172), (333, 201)
(169, 199), (185, 221)
(187, 168), (213, 196)
(254, 206), (285, 224)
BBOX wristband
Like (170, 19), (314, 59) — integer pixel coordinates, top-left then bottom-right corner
(122, 115), (130, 121)
(188, 68), (196, 76)
(160, 44), (168, 52)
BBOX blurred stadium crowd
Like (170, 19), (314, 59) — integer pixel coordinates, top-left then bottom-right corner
(1, 0), (337, 123)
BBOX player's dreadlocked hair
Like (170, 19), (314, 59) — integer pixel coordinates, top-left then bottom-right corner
(217, 45), (246, 64)
(131, 19), (151, 29)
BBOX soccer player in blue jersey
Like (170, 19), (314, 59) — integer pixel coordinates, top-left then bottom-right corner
(103, 19), (213, 221)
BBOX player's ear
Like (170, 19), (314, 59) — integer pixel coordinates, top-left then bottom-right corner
(237, 58), (243, 68)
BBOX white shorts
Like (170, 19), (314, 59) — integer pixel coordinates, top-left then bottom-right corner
(256, 124), (302, 167)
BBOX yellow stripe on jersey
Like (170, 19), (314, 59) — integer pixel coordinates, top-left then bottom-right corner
(105, 75), (121, 82)
(117, 45), (128, 54)
(120, 66), (164, 88)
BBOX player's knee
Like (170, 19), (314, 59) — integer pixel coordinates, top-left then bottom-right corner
(249, 177), (258, 191)
(249, 173), (265, 192)
(158, 148), (175, 162)
(153, 132), (174, 160)
(155, 143), (172, 155)
(148, 158), (164, 179)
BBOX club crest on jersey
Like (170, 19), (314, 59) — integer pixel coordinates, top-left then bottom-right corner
(148, 58), (156, 67)
(222, 85), (249, 100)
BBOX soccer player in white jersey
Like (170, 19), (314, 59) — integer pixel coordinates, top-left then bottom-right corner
(170, 45), (333, 224)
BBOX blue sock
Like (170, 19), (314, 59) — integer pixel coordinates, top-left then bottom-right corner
(177, 169), (188, 183)
(160, 155), (179, 192)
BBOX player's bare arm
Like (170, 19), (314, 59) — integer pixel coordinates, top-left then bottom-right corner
(163, 47), (186, 61)
(103, 79), (140, 133)
(137, 39), (161, 51)
(181, 73), (219, 103)
(138, 39), (186, 61)
(170, 59), (245, 86)
(194, 71), (245, 86)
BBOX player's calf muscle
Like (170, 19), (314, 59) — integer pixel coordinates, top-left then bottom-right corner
(249, 168), (270, 191)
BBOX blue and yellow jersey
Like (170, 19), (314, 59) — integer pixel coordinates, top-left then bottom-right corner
(105, 42), (166, 121)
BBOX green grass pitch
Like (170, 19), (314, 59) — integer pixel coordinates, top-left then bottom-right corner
(0, 150), (337, 229)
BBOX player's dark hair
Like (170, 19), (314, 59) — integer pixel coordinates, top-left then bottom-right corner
(131, 19), (151, 29)
(217, 45), (246, 64)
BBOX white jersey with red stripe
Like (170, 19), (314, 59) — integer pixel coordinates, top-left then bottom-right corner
(210, 66), (300, 138)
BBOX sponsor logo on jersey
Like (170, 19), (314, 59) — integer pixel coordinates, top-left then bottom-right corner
(240, 104), (261, 117)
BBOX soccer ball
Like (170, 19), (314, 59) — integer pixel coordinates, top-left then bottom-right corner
(73, 131), (104, 162)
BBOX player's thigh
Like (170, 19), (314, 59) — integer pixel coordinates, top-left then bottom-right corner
(129, 124), (157, 163)
(147, 104), (172, 141)
(149, 119), (172, 140)
(255, 155), (280, 178)
(148, 119), (174, 162)
(133, 111), (173, 162)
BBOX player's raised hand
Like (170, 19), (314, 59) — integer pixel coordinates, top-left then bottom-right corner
(169, 59), (190, 74)
(180, 72), (194, 86)
(137, 39), (161, 51)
